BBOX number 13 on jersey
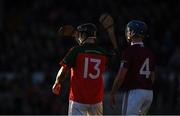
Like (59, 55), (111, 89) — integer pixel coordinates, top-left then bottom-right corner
(83, 57), (101, 79)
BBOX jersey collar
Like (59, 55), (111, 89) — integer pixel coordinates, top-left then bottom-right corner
(131, 42), (144, 46)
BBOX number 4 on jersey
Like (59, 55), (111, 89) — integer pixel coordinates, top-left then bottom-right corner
(139, 58), (150, 79)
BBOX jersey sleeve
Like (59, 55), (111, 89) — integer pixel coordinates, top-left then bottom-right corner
(60, 47), (78, 68)
(121, 49), (131, 69)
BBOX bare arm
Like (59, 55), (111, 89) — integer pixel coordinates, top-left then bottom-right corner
(111, 67), (128, 95)
(109, 67), (128, 108)
(55, 66), (70, 84)
(52, 66), (70, 95)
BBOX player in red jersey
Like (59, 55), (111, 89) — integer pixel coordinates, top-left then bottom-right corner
(52, 23), (113, 115)
(110, 20), (156, 115)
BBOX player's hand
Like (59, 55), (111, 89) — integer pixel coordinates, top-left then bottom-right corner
(52, 83), (61, 95)
(109, 93), (116, 109)
(58, 25), (78, 38)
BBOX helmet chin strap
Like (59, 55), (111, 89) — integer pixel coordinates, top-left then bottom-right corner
(81, 36), (96, 45)
(80, 37), (88, 45)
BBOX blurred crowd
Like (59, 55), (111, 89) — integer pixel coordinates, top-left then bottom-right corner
(0, 0), (180, 114)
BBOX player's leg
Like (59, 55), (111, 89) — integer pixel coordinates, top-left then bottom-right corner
(140, 90), (153, 114)
(121, 90), (143, 115)
(122, 90), (143, 115)
(68, 100), (88, 115)
(88, 102), (103, 116)
(128, 90), (143, 115)
(121, 91), (130, 115)
(122, 89), (153, 115)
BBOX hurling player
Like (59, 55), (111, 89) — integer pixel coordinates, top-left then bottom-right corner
(52, 23), (113, 115)
(110, 20), (156, 115)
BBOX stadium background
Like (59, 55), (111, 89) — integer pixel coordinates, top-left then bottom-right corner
(0, 0), (180, 114)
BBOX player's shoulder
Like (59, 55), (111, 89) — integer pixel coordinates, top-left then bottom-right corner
(67, 45), (81, 54)
(122, 46), (132, 53)
(143, 46), (155, 55)
(70, 45), (82, 50)
(146, 47), (155, 59)
(122, 45), (140, 57)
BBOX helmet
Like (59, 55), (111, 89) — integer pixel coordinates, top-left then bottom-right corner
(76, 23), (97, 45)
(126, 20), (147, 42)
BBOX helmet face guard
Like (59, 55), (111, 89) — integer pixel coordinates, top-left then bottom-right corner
(125, 27), (135, 43)
(76, 23), (97, 45)
(75, 32), (86, 45)
(125, 20), (147, 43)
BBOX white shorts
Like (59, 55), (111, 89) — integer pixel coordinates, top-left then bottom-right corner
(68, 100), (103, 116)
(122, 89), (153, 115)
